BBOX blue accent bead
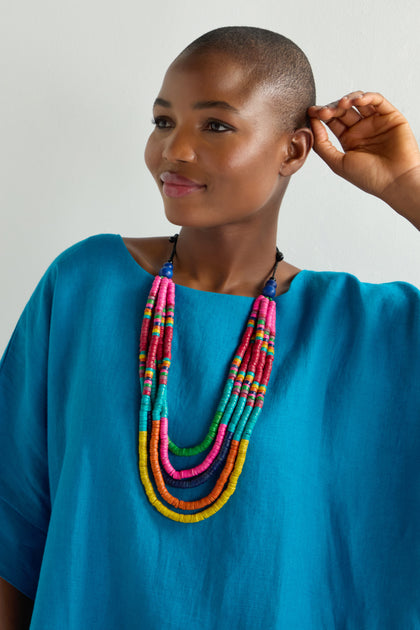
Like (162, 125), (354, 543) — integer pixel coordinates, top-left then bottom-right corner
(159, 262), (173, 278)
(262, 279), (277, 298)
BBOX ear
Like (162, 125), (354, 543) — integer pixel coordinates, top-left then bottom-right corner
(278, 128), (314, 176)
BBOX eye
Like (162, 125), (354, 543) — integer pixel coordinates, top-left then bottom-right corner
(205, 120), (234, 133)
(152, 116), (173, 130)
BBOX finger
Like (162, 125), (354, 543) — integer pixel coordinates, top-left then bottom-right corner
(310, 112), (350, 144)
(348, 92), (396, 116)
(336, 93), (371, 121)
(309, 91), (376, 122)
(309, 103), (345, 119)
(341, 90), (365, 101)
(325, 118), (347, 140)
(312, 108), (362, 140)
(308, 91), (364, 115)
(310, 118), (344, 174)
(309, 102), (362, 127)
(331, 107), (362, 127)
(352, 103), (377, 117)
(340, 92), (385, 118)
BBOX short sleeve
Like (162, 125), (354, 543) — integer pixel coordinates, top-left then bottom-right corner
(0, 264), (57, 599)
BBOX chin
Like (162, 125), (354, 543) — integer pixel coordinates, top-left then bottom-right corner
(162, 204), (207, 229)
(164, 214), (206, 229)
(162, 200), (247, 230)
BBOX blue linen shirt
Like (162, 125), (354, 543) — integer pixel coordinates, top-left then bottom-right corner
(1, 234), (420, 629)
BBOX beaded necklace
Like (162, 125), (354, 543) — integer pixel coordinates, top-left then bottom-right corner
(138, 235), (283, 523)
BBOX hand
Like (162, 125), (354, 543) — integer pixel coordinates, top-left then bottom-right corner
(308, 92), (420, 210)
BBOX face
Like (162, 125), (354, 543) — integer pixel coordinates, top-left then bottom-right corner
(144, 52), (294, 229)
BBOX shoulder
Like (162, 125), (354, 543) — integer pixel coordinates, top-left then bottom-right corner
(46, 233), (156, 286)
(23, 234), (138, 313)
(51, 233), (173, 278)
(12, 235), (126, 325)
(302, 269), (420, 328)
(305, 269), (419, 298)
(307, 271), (420, 296)
(51, 234), (122, 271)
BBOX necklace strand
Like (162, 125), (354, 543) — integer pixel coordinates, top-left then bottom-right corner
(138, 235), (282, 522)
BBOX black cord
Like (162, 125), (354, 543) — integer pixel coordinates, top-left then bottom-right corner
(168, 234), (179, 262)
(168, 233), (283, 282)
(270, 247), (284, 280)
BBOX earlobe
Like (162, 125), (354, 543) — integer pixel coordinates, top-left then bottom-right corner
(279, 128), (314, 176)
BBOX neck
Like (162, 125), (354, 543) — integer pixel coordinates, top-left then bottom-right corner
(173, 222), (279, 297)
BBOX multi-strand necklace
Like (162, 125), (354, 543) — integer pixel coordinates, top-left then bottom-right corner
(138, 235), (283, 523)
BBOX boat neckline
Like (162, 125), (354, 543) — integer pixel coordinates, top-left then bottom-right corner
(116, 234), (308, 301)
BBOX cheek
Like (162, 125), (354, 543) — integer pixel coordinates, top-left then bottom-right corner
(214, 143), (280, 190)
(144, 134), (159, 174)
(221, 134), (278, 170)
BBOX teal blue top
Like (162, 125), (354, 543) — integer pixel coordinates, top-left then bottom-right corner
(1, 234), (420, 629)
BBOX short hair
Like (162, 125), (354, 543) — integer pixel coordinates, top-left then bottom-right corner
(175, 26), (316, 131)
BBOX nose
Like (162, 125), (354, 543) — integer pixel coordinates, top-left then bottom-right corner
(162, 127), (197, 163)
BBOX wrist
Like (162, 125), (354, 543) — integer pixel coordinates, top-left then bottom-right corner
(380, 165), (420, 230)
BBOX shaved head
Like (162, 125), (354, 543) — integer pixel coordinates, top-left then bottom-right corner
(175, 26), (316, 131)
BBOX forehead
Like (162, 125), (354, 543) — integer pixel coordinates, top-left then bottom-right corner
(157, 51), (269, 111)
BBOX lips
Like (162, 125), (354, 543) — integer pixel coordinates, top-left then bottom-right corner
(160, 171), (206, 198)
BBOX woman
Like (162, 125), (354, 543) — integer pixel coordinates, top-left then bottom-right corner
(1, 26), (420, 629)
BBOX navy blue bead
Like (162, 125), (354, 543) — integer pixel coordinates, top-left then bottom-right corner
(262, 280), (277, 298)
(159, 262), (173, 278)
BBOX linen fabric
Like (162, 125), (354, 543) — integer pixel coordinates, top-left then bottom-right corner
(0, 234), (419, 629)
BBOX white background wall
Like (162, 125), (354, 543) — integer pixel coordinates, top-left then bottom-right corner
(1, 0), (420, 351)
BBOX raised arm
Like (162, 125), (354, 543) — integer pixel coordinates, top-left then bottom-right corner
(0, 577), (33, 630)
(308, 92), (420, 230)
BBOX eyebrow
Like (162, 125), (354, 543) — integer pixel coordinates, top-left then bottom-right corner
(153, 97), (240, 113)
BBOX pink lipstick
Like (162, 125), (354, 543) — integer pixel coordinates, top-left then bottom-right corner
(160, 172), (206, 198)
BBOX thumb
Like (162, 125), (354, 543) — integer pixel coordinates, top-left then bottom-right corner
(310, 118), (344, 175)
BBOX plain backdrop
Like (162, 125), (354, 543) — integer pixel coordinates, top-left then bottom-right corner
(1, 0), (420, 351)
